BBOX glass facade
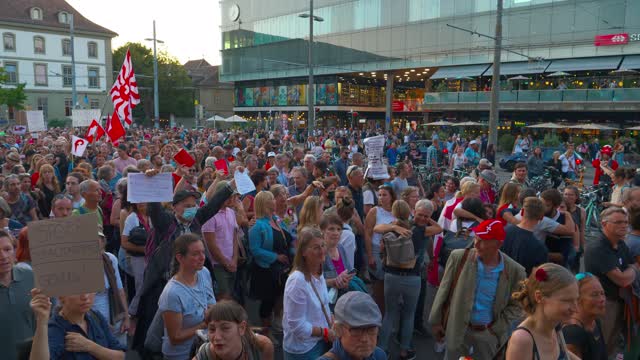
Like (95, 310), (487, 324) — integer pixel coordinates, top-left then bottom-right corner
(220, 0), (639, 83)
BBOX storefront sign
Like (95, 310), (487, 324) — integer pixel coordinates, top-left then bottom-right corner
(594, 33), (629, 46)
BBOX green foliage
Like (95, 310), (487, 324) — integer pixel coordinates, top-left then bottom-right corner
(0, 67), (27, 110)
(113, 43), (194, 120)
(542, 133), (562, 147)
(48, 118), (71, 128)
(498, 133), (515, 152)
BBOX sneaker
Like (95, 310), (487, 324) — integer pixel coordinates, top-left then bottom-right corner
(400, 350), (416, 360)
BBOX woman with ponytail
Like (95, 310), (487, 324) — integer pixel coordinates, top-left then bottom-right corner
(506, 263), (580, 360)
(194, 300), (274, 360)
(158, 234), (216, 360)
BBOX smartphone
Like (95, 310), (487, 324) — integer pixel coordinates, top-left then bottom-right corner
(348, 268), (357, 275)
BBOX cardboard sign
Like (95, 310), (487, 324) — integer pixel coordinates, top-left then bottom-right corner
(174, 148), (195, 168)
(214, 159), (229, 175)
(28, 213), (105, 297)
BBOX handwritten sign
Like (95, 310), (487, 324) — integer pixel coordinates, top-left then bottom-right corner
(127, 173), (174, 203)
(234, 169), (256, 195)
(363, 135), (387, 179)
(26, 110), (46, 132)
(72, 109), (101, 127)
(28, 213), (104, 297)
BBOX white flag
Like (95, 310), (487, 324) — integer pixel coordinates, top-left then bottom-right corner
(71, 135), (89, 157)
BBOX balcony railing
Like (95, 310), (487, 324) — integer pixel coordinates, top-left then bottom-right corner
(423, 88), (640, 104)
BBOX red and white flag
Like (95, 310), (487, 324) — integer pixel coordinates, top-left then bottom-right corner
(71, 135), (89, 157)
(110, 49), (140, 125)
(85, 119), (105, 143)
(106, 110), (126, 145)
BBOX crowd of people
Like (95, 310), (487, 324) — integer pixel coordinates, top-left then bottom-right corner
(0, 125), (639, 360)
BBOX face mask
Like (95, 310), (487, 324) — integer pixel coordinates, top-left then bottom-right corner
(182, 206), (198, 221)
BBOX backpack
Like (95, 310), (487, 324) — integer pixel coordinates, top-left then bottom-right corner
(382, 230), (416, 269)
(439, 219), (478, 268)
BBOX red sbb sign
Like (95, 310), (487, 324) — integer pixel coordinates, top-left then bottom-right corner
(594, 33), (629, 46)
(392, 100), (405, 112)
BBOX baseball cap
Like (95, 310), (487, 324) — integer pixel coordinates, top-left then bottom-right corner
(479, 158), (493, 168)
(172, 190), (201, 205)
(469, 140), (478, 145)
(267, 151), (276, 157)
(479, 170), (497, 185)
(232, 148), (241, 157)
(472, 219), (506, 242)
(600, 145), (613, 155)
(334, 291), (382, 328)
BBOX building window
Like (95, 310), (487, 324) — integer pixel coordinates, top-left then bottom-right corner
(62, 65), (73, 87)
(62, 39), (71, 56)
(34, 63), (47, 86)
(90, 99), (100, 109)
(37, 97), (48, 119)
(34, 36), (45, 54)
(58, 11), (70, 24)
(3, 33), (15, 51)
(88, 67), (99, 88)
(64, 98), (73, 116)
(88, 42), (98, 58)
(31, 7), (43, 20)
(3, 62), (18, 84)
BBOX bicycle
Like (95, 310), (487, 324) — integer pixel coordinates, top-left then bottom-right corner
(580, 185), (608, 236)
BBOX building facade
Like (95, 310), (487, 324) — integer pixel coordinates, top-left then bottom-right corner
(184, 59), (234, 126)
(220, 0), (640, 130)
(0, 0), (116, 123)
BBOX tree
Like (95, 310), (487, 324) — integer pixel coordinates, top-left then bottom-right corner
(112, 43), (194, 121)
(0, 67), (27, 111)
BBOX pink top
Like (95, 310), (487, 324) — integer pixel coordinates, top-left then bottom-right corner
(113, 156), (138, 174)
(201, 207), (238, 264)
(332, 257), (345, 275)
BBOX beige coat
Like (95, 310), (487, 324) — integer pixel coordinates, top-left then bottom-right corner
(428, 248), (526, 352)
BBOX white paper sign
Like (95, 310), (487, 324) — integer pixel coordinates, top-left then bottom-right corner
(234, 169), (256, 195)
(127, 173), (174, 203)
(363, 135), (387, 178)
(26, 110), (46, 132)
(72, 109), (101, 127)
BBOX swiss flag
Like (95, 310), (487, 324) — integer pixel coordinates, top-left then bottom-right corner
(106, 110), (126, 145)
(85, 119), (105, 143)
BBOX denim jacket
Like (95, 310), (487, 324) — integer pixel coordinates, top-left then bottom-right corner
(249, 216), (292, 269)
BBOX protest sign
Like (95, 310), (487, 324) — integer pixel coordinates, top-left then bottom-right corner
(72, 109), (101, 127)
(234, 169), (256, 195)
(214, 159), (229, 175)
(127, 173), (174, 203)
(26, 110), (46, 132)
(174, 148), (195, 168)
(28, 213), (104, 297)
(363, 135), (387, 178)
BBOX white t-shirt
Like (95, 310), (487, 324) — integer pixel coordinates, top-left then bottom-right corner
(339, 224), (356, 267)
(363, 189), (375, 206)
(451, 154), (467, 169)
(122, 212), (140, 236)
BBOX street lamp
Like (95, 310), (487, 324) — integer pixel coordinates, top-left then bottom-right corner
(145, 20), (164, 129)
(299, 0), (324, 137)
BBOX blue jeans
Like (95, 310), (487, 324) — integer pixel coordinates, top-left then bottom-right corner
(284, 340), (328, 360)
(379, 273), (421, 351)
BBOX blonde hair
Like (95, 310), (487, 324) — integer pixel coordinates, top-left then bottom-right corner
(298, 196), (322, 233)
(459, 181), (480, 198)
(499, 182), (521, 207)
(512, 263), (576, 315)
(254, 191), (274, 219)
(36, 164), (61, 193)
(392, 200), (412, 229)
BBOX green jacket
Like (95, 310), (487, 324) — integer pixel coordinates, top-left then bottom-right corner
(428, 248), (525, 351)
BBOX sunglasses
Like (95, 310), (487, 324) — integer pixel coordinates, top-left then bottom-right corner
(346, 166), (361, 177)
(575, 272), (593, 281)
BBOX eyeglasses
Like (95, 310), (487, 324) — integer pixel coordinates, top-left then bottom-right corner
(345, 326), (378, 337)
(606, 220), (629, 226)
(575, 272), (593, 281)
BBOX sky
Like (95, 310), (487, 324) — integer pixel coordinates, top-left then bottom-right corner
(66, 0), (222, 66)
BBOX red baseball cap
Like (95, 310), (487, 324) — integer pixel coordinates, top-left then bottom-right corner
(472, 219), (506, 242)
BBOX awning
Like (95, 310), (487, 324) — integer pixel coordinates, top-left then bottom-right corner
(430, 64), (491, 79)
(484, 61), (551, 76)
(620, 55), (640, 70)
(545, 56), (623, 72)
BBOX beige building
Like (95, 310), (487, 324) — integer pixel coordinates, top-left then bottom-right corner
(184, 59), (234, 126)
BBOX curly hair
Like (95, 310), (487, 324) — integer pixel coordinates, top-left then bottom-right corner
(512, 263), (576, 315)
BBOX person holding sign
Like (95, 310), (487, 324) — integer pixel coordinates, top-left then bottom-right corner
(0, 229), (36, 360)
